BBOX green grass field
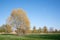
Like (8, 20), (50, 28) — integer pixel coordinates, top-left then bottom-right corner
(0, 34), (60, 40)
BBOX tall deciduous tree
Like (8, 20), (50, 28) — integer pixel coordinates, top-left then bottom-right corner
(7, 9), (30, 35)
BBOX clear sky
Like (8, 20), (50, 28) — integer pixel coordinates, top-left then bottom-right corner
(0, 0), (60, 30)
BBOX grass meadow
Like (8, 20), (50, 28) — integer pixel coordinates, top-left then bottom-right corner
(0, 34), (60, 40)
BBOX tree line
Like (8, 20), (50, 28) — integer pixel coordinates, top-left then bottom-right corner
(32, 26), (60, 33)
(0, 24), (60, 34)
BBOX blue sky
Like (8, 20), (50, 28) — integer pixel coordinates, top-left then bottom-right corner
(0, 0), (60, 30)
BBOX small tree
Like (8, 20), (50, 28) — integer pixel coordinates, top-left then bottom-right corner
(0, 25), (6, 33)
(43, 26), (48, 33)
(58, 30), (60, 33)
(38, 27), (42, 33)
(32, 26), (36, 33)
(5, 24), (12, 33)
(0, 24), (12, 33)
(49, 27), (54, 33)
(54, 29), (58, 33)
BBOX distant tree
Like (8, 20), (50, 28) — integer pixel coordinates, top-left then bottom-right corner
(54, 29), (58, 33)
(32, 26), (36, 33)
(0, 24), (12, 33)
(58, 30), (60, 33)
(38, 27), (42, 33)
(43, 26), (48, 33)
(0, 25), (6, 32)
(7, 9), (30, 35)
(49, 27), (54, 33)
